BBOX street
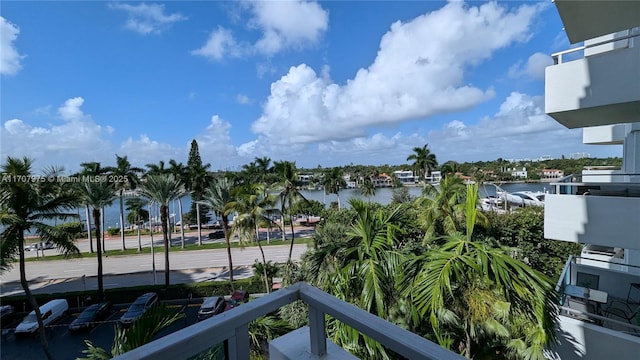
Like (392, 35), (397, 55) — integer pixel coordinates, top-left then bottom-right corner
(0, 243), (308, 297)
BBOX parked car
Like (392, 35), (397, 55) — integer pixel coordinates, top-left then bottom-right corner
(24, 243), (40, 252)
(69, 301), (112, 333)
(224, 290), (249, 311)
(0, 305), (16, 326)
(15, 299), (68, 336)
(119, 292), (158, 327)
(197, 296), (226, 321)
(208, 230), (224, 240)
(24, 241), (54, 251)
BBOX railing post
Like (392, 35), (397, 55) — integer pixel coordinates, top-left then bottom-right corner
(308, 303), (327, 356)
(228, 324), (250, 360)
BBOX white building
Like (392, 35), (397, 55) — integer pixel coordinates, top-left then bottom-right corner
(393, 170), (416, 185)
(510, 167), (528, 179)
(543, 1), (640, 358)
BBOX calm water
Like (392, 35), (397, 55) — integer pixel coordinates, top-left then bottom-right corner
(93, 182), (551, 229)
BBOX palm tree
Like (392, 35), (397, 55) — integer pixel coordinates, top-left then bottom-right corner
(76, 162), (111, 253)
(305, 198), (404, 358)
(125, 197), (149, 252)
(415, 175), (467, 242)
(228, 184), (277, 293)
(106, 155), (144, 251)
(407, 144), (438, 181)
(273, 160), (307, 262)
(1, 157), (80, 360)
(359, 177), (376, 201)
(137, 174), (186, 287)
(440, 160), (461, 177)
(322, 167), (347, 210)
(399, 184), (558, 359)
(144, 160), (169, 176)
(77, 180), (115, 300)
(168, 160), (188, 248)
(199, 177), (236, 289)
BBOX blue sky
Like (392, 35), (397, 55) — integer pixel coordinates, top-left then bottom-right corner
(0, 1), (621, 173)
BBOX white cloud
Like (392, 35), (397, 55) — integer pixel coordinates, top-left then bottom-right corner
(1, 97), (113, 170)
(249, 0), (329, 56)
(508, 52), (553, 80)
(249, 1), (540, 149)
(191, 27), (246, 60)
(118, 135), (182, 166)
(1, 16), (24, 75)
(192, 0), (328, 61)
(109, 2), (186, 35)
(427, 92), (584, 161)
(236, 94), (251, 105)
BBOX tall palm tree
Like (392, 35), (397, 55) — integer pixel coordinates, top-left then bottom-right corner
(76, 162), (111, 253)
(399, 184), (558, 359)
(168, 160), (187, 248)
(1, 157), (80, 360)
(137, 174), (186, 287)
(273, 160), (307, 262)
(228, 184), (277, 293)
(125, 197), (149, 252)
(107, 155), (144, 251)
(322, 167), (347, 210)
(199, 177), (236, 289)
(144, 160), (169, 176)
(77, 180), (115, 300)
(407, 144), (438, 181)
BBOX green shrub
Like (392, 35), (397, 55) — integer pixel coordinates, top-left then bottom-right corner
(107, 227), (121, 236)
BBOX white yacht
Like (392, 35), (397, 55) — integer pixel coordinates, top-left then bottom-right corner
(543, 1), (640, 358)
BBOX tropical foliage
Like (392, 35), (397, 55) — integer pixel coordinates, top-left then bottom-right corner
(1, 157), (81, 359)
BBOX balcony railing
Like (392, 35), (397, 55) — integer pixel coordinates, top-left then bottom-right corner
(551, 30), (638, 64)
(112, 282), (464, 360)
(555, 256), (640, 333)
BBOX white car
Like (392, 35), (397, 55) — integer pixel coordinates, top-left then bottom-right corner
(15, 299), (68, 336)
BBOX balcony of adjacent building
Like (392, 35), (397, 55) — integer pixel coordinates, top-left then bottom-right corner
(550, 256), (640, 360)
(112, 282), (464, 360)
(544, 28), (640, 129)
(544, 172), (640, 252)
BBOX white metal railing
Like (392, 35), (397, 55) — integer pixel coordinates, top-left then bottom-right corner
(112, 282), (464, 360)
(552, 30), (639, 64)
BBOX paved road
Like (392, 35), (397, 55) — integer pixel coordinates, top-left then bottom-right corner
(0, 244), (309, 297)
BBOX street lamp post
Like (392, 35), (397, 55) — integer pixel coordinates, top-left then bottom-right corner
(148, 203), (156, 285)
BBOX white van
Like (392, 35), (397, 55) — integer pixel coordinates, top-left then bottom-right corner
(15, 299), (68, 335)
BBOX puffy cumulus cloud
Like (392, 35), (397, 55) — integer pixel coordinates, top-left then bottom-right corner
(192, 0), (328, 61)
(426, 92), (583, 161)
(109, 2), (186, 35)
(195, 115), (243, 169)
(508, 52), (553, 80)
(249, 0), (329, 55)
(250, 1), (540, 147)
(118, 135), (182, 165)
(1, 16), (24, 75)
(191, 27), (246, 61)
(1, 98), (113, 170)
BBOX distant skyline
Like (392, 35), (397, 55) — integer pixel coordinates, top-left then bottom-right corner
(1, 1), (622, 173)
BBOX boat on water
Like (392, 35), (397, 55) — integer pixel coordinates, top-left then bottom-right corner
(499, 190), (546, 207)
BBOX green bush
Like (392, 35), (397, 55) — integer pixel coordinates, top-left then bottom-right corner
(107, 227), (121, 236)
(56, 221), (84, 239)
